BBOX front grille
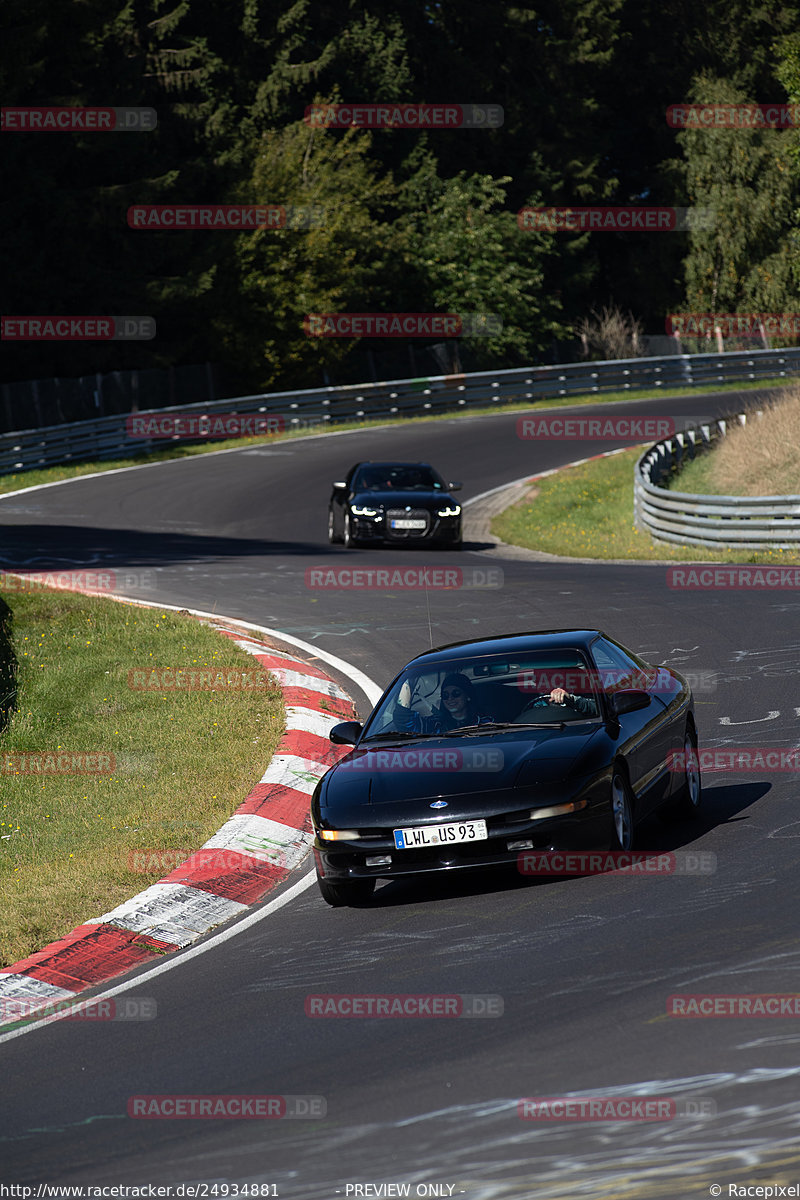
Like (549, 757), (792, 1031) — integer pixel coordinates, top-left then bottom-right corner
(386, 508), (431, 538)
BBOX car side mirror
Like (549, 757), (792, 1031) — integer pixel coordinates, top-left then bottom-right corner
(611, 690), (650, 716)
(332, 481), (347, 490)
(448, 481), (462, 491)
(330, 720), (363, 745)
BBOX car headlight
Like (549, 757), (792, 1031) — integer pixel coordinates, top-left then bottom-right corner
(529, 799), (589, 820)
(436, 505), (461, 517)
(351, 505), (379, 517)
(318, 828), (362, 841)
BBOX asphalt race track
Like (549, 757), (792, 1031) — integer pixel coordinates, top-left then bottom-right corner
(3, 388), (800, 1199)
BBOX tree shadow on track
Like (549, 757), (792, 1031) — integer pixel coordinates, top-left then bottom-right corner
(0, 523), (335, 569)
(0, 524), (496, 569)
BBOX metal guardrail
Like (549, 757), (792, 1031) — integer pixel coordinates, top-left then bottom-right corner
(635, 409), (800, 549)
(1, 345), (799, 476)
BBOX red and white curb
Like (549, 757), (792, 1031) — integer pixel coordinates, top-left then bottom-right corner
(0, 619), (358, 1023)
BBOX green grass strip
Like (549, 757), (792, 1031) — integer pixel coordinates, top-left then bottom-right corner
(0, 590), (285, 966)
(491, 446), (800, 563)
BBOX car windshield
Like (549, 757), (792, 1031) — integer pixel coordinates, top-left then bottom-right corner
(354, 465), (444, 492)
(363, 650), (603, 739)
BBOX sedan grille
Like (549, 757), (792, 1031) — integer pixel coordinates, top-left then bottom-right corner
(386, 508), (431, 538)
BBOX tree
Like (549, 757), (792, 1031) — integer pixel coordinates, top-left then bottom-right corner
(678, 74), (800, 337)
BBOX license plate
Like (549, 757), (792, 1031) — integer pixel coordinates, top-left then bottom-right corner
(393, 819), (488, 849)
(390, 519), (427, 530)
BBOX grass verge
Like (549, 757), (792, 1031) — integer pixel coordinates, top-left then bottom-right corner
(490, 446), (800, 563)
(670, 385), (800, 497)
(0, 375), (794, 497)
(0, 589), (285, 967)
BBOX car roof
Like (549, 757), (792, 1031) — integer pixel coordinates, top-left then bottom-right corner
(351, 461), (436, 469)
(406, 630), (607, 667)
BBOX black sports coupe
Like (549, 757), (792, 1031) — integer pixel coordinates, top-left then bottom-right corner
(311, 630), (701, 905)
(327, 461), (462, 549)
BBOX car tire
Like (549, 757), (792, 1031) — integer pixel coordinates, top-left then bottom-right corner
(661, 723), (702, 820)
(317, 875), (376, 907)
(609, 768), (635, 851)
(327, 509), (341, 544)
(342, 512), (359, 549)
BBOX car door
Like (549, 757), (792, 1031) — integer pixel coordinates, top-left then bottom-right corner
(591, 637), (673, 815)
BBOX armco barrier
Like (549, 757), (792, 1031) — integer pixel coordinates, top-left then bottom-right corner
(634, 409), (800, 549)
(1, 346), (799, 475)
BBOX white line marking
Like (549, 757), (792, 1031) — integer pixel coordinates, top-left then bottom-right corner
(719, 712), (780, 725)
(0, 871), (318, 1045)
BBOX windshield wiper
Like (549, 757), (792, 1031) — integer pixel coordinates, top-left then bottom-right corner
(361, 730), (446, 743)
(446, 721), (567, 733)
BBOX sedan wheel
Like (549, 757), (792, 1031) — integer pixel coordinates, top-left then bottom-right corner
(610, 770), (635, 851)
(343, 512), (358, 548)
(327, 509), (341, 544)
(317, 875), (376, 907)
(661, 725), (702, 820)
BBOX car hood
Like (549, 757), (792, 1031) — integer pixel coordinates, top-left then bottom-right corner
(351, 489), (456, 508)
(320, 726), (602, 809)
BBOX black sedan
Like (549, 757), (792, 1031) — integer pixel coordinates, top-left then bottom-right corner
(327, 460), (462, 549)
(311, 630), (701, 905)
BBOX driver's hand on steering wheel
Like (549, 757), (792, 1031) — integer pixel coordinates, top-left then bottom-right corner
(548, 688), (569, 705)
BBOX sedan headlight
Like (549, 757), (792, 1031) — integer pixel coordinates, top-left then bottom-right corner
(436, 505), (461, 517)
(529, 799), (589, 820)
(351, 505), (379, 517)
(318, 828), (362, 841)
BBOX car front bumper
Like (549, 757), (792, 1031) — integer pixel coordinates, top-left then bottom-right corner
(313, 807), (609, 881)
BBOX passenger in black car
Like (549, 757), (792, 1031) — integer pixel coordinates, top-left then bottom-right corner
(393, 672), (493, 734)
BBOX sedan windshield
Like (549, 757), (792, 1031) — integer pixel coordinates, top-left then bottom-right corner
(363, 651), (602, 739)
(354, 465), (444, 492)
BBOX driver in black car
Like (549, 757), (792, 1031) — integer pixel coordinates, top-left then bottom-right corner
(393, 672), (493, 734)
(519, 685), (598, 718)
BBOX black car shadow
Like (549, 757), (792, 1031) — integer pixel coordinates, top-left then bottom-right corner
(362, 781), (770, 908)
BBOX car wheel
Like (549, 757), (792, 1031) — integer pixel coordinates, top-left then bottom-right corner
(610, 768), (635, 851)
(343, 512), (359, 548)
(327, 509), (341, 544)
(317, 875), (376, 907)
(661, 723), (702, 820)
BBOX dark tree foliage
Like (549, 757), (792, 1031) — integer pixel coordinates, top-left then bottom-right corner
(1, 0), (797, 391)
